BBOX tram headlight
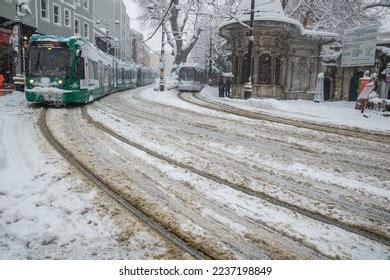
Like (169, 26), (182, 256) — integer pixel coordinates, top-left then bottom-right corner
(29, 79), (34, 85)
(57, 80), (63, 85)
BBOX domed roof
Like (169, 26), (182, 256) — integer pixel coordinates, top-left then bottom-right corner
(219, 0), (339, 42)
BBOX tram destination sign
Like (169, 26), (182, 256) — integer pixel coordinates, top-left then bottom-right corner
(341, 24), (379, 68)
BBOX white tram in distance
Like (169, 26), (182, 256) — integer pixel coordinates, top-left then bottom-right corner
(177, 64), (205, 92)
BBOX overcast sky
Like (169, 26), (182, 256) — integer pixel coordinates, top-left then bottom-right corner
(122, 0), (162, 53)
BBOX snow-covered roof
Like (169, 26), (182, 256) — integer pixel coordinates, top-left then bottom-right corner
(219, 0), (339, 43)
(377, 46), (390, 56)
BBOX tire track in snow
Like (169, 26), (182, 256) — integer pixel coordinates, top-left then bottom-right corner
(38, 108), (210, 260)
(81, 106), (390, 248)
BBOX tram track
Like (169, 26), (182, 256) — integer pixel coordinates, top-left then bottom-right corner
(178, 92), (390, 144)
(80, 106), (390, 248)
(38, 108), (210, 260)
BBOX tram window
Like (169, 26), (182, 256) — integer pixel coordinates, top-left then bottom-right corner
(88, 59), (93, 79)
(88, 59), (98, 80)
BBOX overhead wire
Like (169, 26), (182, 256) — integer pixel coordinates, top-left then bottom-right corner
(144, 0), (175, 43)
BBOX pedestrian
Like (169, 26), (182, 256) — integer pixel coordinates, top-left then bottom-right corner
(224, 77), (231, 98)
(218, 76), (225, 97)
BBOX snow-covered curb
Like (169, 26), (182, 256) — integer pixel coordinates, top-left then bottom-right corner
(0, 93), (172, 259)
(199, 86), (390, 133)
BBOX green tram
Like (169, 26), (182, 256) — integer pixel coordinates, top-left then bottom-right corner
(25, 35), (154, 105)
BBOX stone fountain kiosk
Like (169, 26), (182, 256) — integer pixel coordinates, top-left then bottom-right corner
(219, 0), (339, 100)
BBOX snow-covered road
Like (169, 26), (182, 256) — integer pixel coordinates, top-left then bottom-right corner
(1, 87), (389, 259)
(46, 87), (390, 259)
(0, 93), (190, 260)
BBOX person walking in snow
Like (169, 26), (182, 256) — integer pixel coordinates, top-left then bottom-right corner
(218, 76), (225, 97)
(224, 77), (231, 98)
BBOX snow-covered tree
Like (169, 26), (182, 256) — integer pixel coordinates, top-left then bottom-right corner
(140, 0), (240, 66)
(283, 0), (386, 34)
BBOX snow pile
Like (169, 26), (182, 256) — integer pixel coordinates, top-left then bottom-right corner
(199, 86), (390, 132)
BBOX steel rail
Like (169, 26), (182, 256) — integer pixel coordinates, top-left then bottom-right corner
(178, 92), (390, 145)
(38, 108), (210, 260)
(81, 106), (390, 248)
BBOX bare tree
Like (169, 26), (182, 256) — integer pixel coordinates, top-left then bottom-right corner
(140, 0), (240, 66)
(284, 0), (386, 34)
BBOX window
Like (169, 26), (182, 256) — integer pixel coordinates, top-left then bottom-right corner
(258, 53), (272, 85)
(275, 56), (281, 85)
(83, 23), (89, 38)
(83, 0), (89, 10)
(53, 4), (61, 25)
(88, 59), (98, 80)
(41, 0), (48, 20)
(75, 0), (81, 6)
(74, 19), (80, 34)
(64, 9), (71, 27)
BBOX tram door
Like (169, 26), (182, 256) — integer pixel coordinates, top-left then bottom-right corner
(98, 61), (104, 95)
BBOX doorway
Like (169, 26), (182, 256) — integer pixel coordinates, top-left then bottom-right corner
(324, 77), (332, 101)
(349, 71), (364, 101)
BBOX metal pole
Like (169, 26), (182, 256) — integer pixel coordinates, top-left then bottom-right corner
(14, 3), (24, 91)
(159, 22), (165, 91)
(105, 21), (109, 54)
(208, 29), (212, 79)
(244, 0), (255, 100)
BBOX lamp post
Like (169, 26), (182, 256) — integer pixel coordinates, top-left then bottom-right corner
(244, 0), (255, 100)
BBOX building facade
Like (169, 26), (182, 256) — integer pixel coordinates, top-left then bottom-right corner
(0, 0), (94, 85)
(219, 0), (338, 100)
(94, 0), (133, 62)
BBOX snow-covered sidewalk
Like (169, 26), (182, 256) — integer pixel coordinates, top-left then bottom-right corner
(198, 86), (390, 133)
(0, 93), (179, 259)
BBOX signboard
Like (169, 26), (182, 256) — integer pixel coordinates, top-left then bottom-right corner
(341, 24), (379, 68)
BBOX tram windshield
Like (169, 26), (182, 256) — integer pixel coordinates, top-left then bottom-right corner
(28, 43), (71, 78)
(179, 68), (200, 82)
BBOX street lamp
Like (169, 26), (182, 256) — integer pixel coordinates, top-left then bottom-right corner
(96, 18), (120, 55)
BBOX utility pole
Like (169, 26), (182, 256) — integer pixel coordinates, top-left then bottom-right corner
(244, 0), (255, 100)
(208, 29), (212, 79)
(13, 1), (31, 91)
(159, 22), (165, 91)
